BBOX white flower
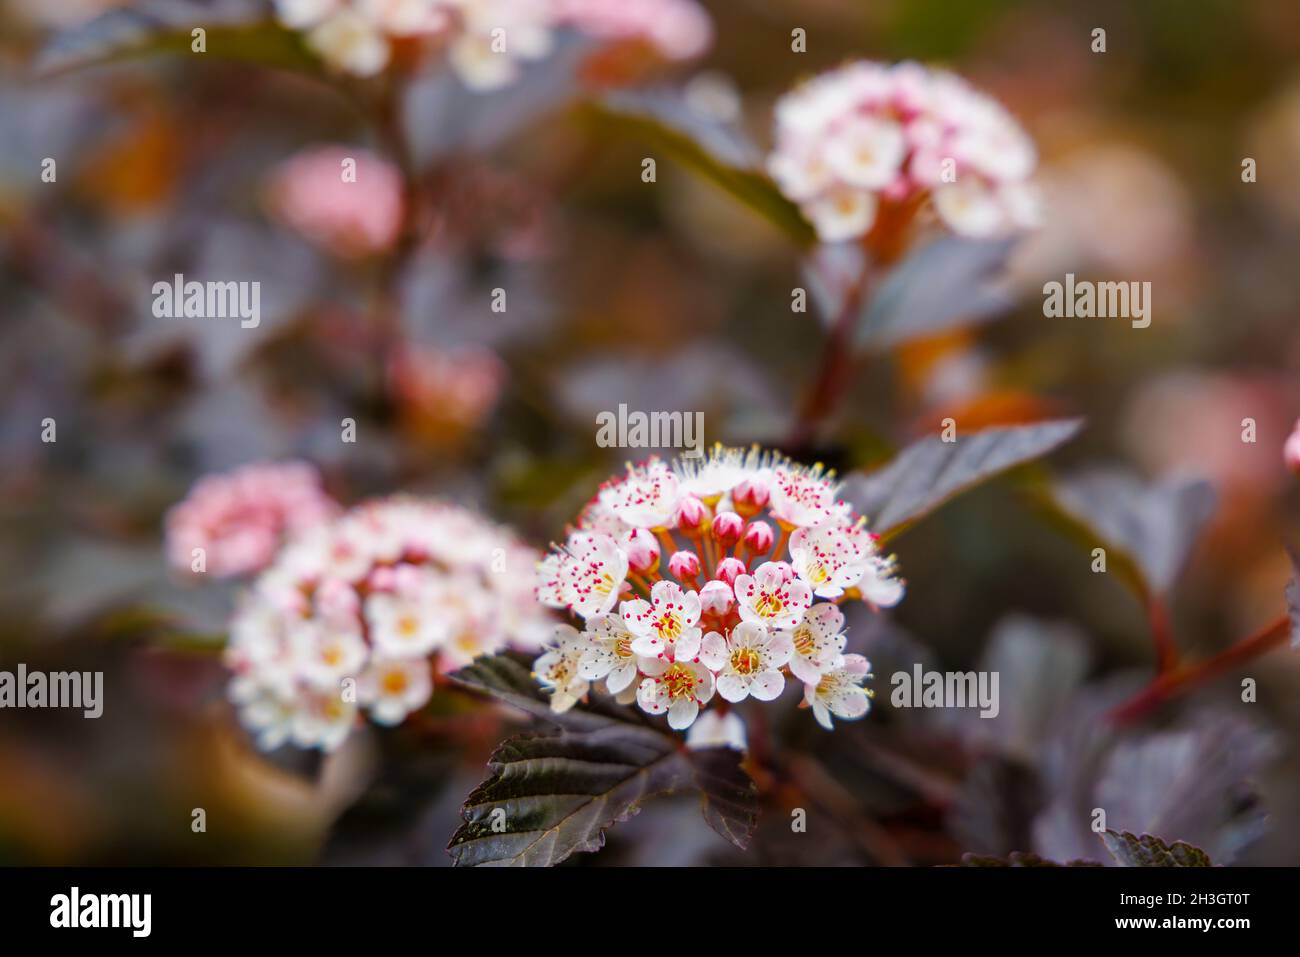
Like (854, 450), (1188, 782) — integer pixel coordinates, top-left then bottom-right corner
(804, 654), (873, 730)
(577, 613), (646, 695)
(605, 459), (683, 529)
(855, 556), (905, 608)
(733, 561), (812, 631)
(365, 586), (448, 657)
(788, 523), (872, 599)
(825, 116), (906, 190)
(231, 683), (296, 751)
(636, 659), (715, 729)
(802, 187), (877, 244)
(620, 580), (703, 660)
(359, 656), (433, 725)
(306, 9), (391, 77)
(539, 531), (630, 619)
(290, 620), (368, 689)
(932, 177), (1008, 238)
(767, 464), (842, 528)
(777, 602), (847, 685)
(290, 688), (359, 751)
(686, 709), (747, 751)
(533, 624), (592, 713)
(768, 146), (834, 202)
(699, 622), (793, 703)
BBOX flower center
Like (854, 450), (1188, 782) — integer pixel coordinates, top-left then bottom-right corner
(754, 590), (785, 618)
(382, 670), (409, 695)
(546, 660), (573, 685)
(660, 663), (698, 700)
(792, 625), (815, 656)
(654, 611), (683, 641)
(815, 672), (838, 696)
(730, 647), (761, 675)
(397, 614), (420, 638)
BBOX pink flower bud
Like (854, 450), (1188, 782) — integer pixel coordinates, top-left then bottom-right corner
(669, 550), (701, 580)
(699, 579), (735, 615)
(676, 494), (709, 532)
(732, 477), (770, 517)
(742, 520), (774, 554)
(1286, 420), (1300, 474)
(711, 511), (744, 548)
(620, 528), (661, 574)
(716, 556), (747, 586)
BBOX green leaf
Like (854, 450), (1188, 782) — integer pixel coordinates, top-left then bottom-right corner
(35, 0), (316, 77)
(592, 91), (816, 247)
(840, 418), (1084, 539)
(855, 236), (1018, 350)
(1101, 830), (1213, 867)
(959, 851), (1102, 867)
(1039, 470), (1216, 599)
(447, 653), (758, 866)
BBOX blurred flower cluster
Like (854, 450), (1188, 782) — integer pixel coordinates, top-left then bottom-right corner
(768, 60), (1039, 242)
(165, 462), (339, 578)
(274, 0), (711, 87)
(167, 467), (553, 751)
(264, 145), (405, 259)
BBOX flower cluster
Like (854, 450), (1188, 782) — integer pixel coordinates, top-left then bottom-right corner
(225, 497), (553, 751)
(273, 0), (711, 89)
(768, 60), (1039, 243)
(165, 461), (338, 578)
(533, 446), (901, 740)
(264, 145), (405, 258)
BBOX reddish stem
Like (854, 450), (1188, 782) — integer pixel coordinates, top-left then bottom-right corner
(785, 278), (865, 454)
(783, 200), (918, 455)
(1147, 597), (1179, 674)
(1109, 613), (1290, 725)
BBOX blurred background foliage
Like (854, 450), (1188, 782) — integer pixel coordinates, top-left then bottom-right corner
(2, 0), (1300, 865)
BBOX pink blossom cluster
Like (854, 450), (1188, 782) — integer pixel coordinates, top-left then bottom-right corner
(533, 446), (903, 744)
(550, 0), (711, 61)
(768, 60), (1040, 243)
(272, 0), (711, 89)
(165, 461), (338, 578)
(226, 497), (554, 751)
(264, 145), (405, 259)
